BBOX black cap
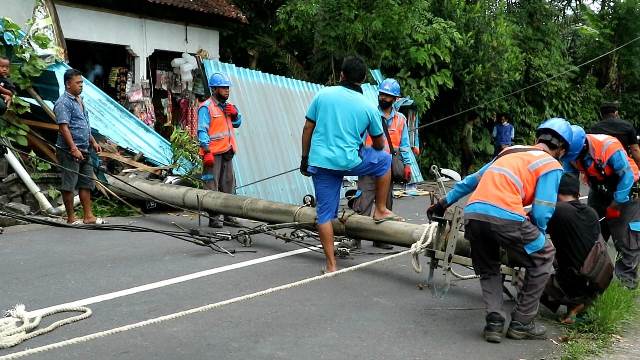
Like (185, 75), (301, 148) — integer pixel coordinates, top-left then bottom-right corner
(558, 173), (580, 197)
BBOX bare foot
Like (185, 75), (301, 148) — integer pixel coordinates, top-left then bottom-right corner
(83, 217), (98, 224)
(559, 315), (575, 325)
(322, 263), (337, 274)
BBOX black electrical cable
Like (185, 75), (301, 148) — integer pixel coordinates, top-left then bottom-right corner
(0, 209), (222, 250)
(408, 34), (640, 134)
(2, 140), (223, 222)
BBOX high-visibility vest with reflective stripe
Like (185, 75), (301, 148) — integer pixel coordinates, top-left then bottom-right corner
(576, 134), (639, 185)
(198, 99), (238, 156)
(467, 146), (562, 216)
(365, 112), (405, 153)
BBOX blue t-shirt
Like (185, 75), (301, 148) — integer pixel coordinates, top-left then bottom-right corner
(305, 86), (383, 170)
(54, 92), (91, 151)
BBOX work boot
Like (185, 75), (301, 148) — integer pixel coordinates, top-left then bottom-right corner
(208, 215), (223, 228)
(483, 312), (505, 343)
(506, 320), (546, 340)
(373, 241), (393, 250)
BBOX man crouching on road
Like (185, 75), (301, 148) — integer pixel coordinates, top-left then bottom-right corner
(54, 68), (103, 224)
(541, 171), (613, 324)
(300, 55), (402, 273)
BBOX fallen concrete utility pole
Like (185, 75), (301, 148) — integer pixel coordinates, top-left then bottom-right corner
(107, 175), (470, 252)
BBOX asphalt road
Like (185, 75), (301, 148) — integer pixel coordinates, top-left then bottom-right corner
(0, 196), (560, 360)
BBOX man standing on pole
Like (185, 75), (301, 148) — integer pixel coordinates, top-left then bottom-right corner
(428, 118), (574, 343)
(300, 56), (401, 273)
(198, 72), (243, 228)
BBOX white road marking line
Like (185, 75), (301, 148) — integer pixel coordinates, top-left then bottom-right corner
(32, 246), (320, 316)
(30, 195), (592, 316)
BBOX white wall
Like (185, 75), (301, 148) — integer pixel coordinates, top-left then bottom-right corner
(3, 1), (220, 82)
(55, 4), (220, 81)
(2, 0), (37, 30)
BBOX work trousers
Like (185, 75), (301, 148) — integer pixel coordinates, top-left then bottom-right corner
(461, 147), (474, 177)
(352, 175), (393, 216)
(203, 153), (236, 218)
(465, 217), (555, 323)
(590, 189), (640, 287)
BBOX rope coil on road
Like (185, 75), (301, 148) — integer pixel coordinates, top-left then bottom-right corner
(0, 304), (92, 349)
(0, 223), (438, 360)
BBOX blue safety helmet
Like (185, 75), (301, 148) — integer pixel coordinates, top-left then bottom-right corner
(536, 118), (573, 154)
(378, 78), (401, 97)
(564, 125), (586, 162)
(208, 72), (232, 88)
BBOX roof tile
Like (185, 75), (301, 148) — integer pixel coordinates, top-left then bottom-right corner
(146, 0), (247, 22)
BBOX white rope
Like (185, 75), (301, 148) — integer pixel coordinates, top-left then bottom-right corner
(410, 222), (439, 273)
(0, 224), (438, 360)
(0, 304), (91, 349)
(451, 268), (480, 280)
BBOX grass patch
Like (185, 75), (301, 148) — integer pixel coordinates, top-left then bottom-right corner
(561, 281), (639, 360)
(74, 196), (139, 219)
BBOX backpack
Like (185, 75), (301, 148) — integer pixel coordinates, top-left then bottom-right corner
(579, 237), (614, 293)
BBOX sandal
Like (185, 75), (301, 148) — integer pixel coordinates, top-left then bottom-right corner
(84, 217), (108, 225)
(373, 214), (405, 224)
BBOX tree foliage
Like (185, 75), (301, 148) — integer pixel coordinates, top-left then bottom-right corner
(1, 15), (59, 147)
(222, 0), (640, 175)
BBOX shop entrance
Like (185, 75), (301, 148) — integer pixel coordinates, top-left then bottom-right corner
(65, 39), (134, 104)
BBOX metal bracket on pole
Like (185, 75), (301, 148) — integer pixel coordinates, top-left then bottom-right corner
(433, 206), (464, 297)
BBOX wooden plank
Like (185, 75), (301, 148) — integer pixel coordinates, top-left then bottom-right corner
(98, 151), (171, 175)
(27, 133), (58, 163)
(27, 88), (57, 123)
(17, 119), (59, 131)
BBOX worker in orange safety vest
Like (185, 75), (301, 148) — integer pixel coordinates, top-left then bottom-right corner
(427, 118), (574, 343)
(349, 78), (412, 250)
(197, 72), (243, 228)
(566, 130), (640, 289)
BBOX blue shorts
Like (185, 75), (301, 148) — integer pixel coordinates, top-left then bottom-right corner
(309, 147), (391, 224)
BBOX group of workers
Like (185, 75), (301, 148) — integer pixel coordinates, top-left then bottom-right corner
(295, 55), (637, 343)
(47, 55), (638, 345)
(428, 107), (639, 342)
(194, 56), (637, 343)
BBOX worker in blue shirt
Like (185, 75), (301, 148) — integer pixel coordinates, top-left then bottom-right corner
(428, 118), (574, 343)
(197, 72), (243, 228)
(300, 56), (402, 273)
(567, 129), (640, 289)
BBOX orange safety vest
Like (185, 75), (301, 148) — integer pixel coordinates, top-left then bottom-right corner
(365, 112), (405, 153)
(575, 134), (639, 185)
(467, 146), (562, 216)
(198, 99), (238, 156)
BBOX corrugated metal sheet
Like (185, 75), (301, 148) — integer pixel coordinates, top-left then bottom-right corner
(203, 61), (319, 204)
(203, 61), (424, 204)
(48, 62), (174, 167)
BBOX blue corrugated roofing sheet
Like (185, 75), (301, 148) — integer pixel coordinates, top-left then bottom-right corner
(48, 62), (174, 167)
(203, 61), (423, 204)
(203, 61), (318, 204)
